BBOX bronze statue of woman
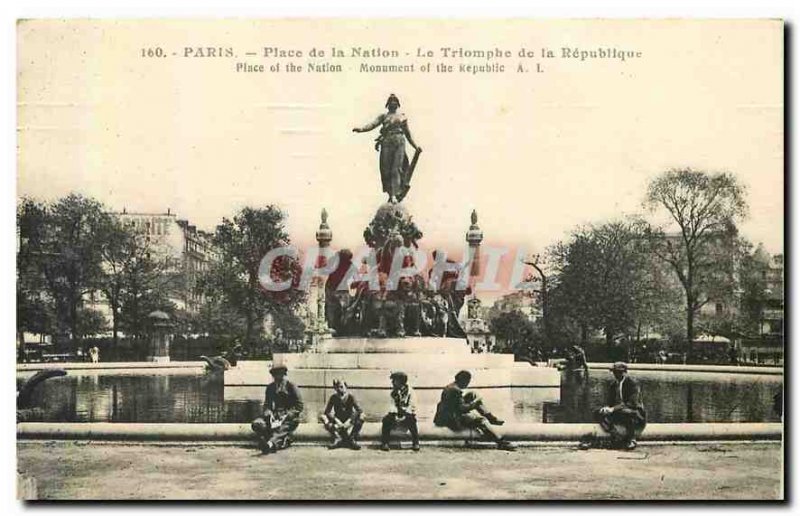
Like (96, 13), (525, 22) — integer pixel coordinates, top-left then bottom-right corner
(353, 94), (422, 203)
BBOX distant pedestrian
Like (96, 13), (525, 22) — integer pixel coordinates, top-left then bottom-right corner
(320, 378), (364, 450)
(434, 370), (516, 450)
(380, 371), (420, 451)
(251, 365), (304, 454)
(580, 362), (646, 450)
(728, 345), (739, 366)
(773, 391), (783, 418)
(89, 345), (100, 363)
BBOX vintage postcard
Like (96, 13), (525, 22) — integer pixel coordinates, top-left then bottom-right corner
(16, 19), (783, 501)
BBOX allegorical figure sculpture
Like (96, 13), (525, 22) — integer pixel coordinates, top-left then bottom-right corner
(353, 94), (422, 203)
(316, 98), (472, 339)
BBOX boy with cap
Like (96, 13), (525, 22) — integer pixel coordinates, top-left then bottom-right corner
(434, 370), (516, 451)
(582, 362), (646, 450)
(380, 371), (420, 451)
(251, 364), (304, 454)
(320, 378), (364, 450)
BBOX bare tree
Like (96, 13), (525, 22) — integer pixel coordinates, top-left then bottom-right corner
(645, 168), (747, 348)
(521, 254), (550, 341)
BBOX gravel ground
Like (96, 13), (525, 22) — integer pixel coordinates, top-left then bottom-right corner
(17, 440), (783, 501)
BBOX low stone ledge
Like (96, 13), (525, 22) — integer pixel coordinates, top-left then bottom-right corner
(17, 361), (207, 372)
(17, 422), (782, 443)
(587, 363), (783, 376)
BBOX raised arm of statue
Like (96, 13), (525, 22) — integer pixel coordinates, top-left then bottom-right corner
(352, 113), (385, 133)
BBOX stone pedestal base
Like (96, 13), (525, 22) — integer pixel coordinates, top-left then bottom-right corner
(224, 337), (560, 422)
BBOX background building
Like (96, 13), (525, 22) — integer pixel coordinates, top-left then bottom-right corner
(739, 246), (784, 365)
(491, 289), (543, 324)
(461, 297), (496, 353)
(116, 209), (218, 313)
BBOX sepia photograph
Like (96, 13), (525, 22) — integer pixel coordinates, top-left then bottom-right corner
(14, 18), (784, 501)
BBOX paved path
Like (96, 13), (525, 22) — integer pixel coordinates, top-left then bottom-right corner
(17, 441), (783, 501)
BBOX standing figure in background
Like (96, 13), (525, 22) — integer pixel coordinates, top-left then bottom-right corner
(380, 371), (420, 451)
(89, 345), (100, 364)
(251, 365), (304, 454)
(728, 345), (740, 366)
(353, 94), (422, 203)
(320, 378), (364, 450)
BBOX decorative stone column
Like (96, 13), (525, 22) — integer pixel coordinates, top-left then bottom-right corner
(311, 209), (333, 344)
(464, 210), (494, 352)
(146, 310), (172, 363)
(466, 209), (483, 279)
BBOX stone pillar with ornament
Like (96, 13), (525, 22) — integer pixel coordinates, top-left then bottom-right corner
(463, 211), (495, 353)
(466, 209), (483, 282)
(308, 209), (333, 347)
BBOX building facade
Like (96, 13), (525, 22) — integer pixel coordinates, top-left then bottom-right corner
(739, 246), (784, 365)
(491, 289), (543, 323)
(461, 297), (496, 353)
(115, 209), (218, 313)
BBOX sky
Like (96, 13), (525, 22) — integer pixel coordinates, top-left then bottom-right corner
(17, 19), (783, 266)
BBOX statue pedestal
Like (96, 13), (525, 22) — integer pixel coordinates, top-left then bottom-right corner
(271, 337), (511, 388)
(224, 337), (560, 423)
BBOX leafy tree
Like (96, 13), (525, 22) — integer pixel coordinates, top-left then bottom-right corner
(18, 194), (112, 348)
(548, 231), (604, 344)
(75, 307), (109, 340)
(270, 309), (307, 352)
(97, 218), (141, 346)
(117, 253), (175, 343)
(645, 168), (747, 347)
(200, 206), (306, 349)
(17, 199), (54, 346)
(489, 309), (538, 355)
(549, 219), (668, 346)
(98, 219), (178, 346)
(193, 297), (247, 340)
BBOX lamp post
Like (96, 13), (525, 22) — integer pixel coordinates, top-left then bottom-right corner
(523, 254), (549, 340)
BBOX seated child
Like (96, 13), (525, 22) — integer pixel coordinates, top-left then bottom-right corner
(319, 378), (364, 450)
(380, 371), (420, 451)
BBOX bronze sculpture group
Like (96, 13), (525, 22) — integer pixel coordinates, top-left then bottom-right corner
(323, 227), (470, 339)
(336, 95), (469, 339)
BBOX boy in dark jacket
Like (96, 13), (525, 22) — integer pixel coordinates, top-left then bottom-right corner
(251, 365), (304, 454)
(320, 378), (364, 450)
(434, 370), (516, 451)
